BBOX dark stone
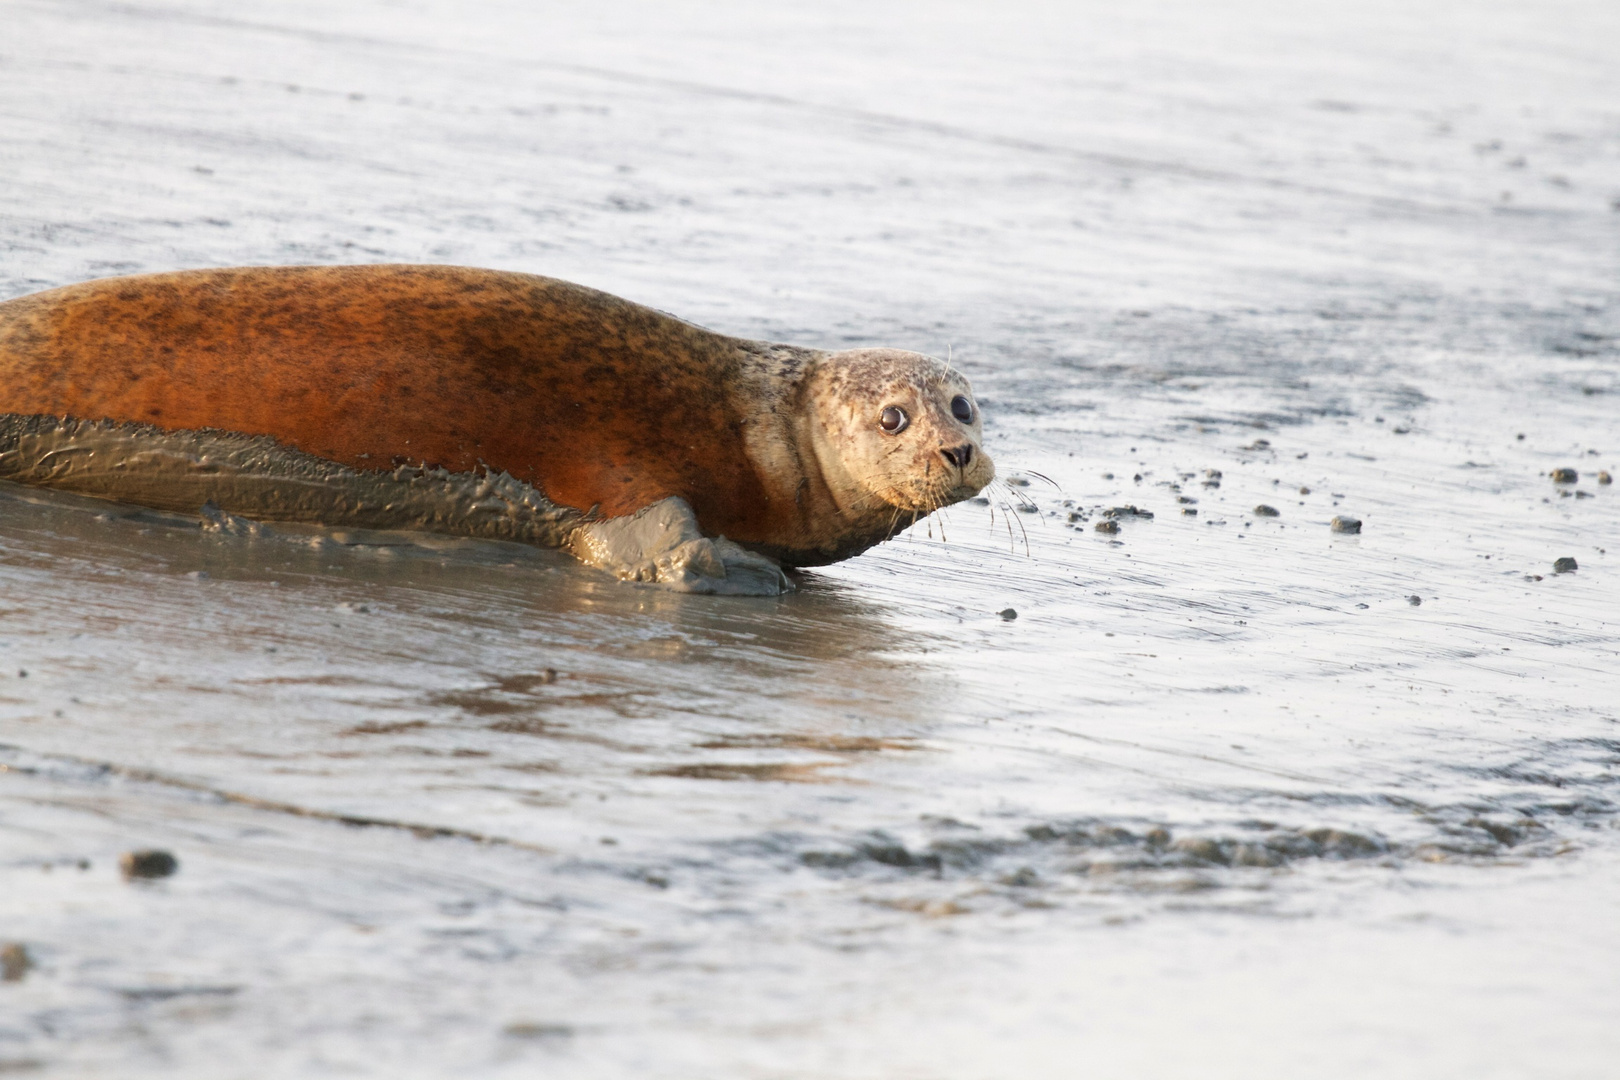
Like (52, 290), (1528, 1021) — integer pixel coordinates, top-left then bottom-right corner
(1095, 520), (1120, 534)
(119, 850), (179, 880)
(1553, 557), (1578, 574)
(0, 943), (31, 982)
(1330, 515), (1362, 534)
(859, 842), (941, 872)
(1253, 504), (1280, 517)
(999, 608), (1018, 620)
(1550, 467), (1578, 483)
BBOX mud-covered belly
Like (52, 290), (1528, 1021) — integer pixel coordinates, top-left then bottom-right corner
(0, 414), (583, 546)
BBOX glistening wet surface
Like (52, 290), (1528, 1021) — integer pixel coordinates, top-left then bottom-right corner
(2, 1), (1618, 1076)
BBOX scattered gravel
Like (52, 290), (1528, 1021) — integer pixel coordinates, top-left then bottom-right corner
(120, 850), (179, 880)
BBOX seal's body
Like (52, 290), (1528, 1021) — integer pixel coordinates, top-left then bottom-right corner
(0, 266), (992, 571)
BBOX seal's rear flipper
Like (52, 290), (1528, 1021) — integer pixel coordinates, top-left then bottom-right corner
(568, 497), (793, 596)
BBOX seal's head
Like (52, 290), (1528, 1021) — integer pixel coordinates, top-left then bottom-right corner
(804, 348), (995, 527)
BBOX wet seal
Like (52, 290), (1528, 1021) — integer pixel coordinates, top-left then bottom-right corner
(0, 266), (994, 594)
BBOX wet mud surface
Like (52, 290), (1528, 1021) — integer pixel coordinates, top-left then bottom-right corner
(1, 1), (1618, 1076)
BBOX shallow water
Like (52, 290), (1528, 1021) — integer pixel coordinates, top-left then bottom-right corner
(2, 1), (1618, 1076)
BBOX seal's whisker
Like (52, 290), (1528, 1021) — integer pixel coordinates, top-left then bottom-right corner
(999, 500), (1018, 552)
(1010, 500), (1031, 555)
(988, 476), (1040, 511)
(886, 503), (905, 540)
(987, 493), (1030, 556)
(1026, 470), (1061, 492)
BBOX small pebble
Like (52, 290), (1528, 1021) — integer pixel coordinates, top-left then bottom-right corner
(0, 943), (31, 982)
(1298, 486), (1311, 495)
(1182, 508), (1197, 516)
(1330, 515), (1362, 534)
(998, 608), (1018, 621)
(1095, 520), (1120, 534)
(1407, 595), (1422, 606)
(1599, 471), (1612, 485)
(1550, 467), (1578, 483)
(1253, 505), (1280, 517)
(120, 850), (179, 880)
(1553, 557), (1578, 574)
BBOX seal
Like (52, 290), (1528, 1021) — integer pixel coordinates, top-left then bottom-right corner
(0, 265), (994, 594)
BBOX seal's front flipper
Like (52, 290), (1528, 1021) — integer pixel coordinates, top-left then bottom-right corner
(567, 497), (792, 596)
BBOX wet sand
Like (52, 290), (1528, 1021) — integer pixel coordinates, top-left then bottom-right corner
(1, 0), (1618, 1076)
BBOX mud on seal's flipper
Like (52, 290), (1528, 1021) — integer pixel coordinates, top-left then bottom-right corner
(568, 498), (792, 596)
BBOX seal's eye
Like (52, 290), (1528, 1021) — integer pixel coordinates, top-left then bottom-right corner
(878, 406), (909, 434)
(950, 395), (975, 424)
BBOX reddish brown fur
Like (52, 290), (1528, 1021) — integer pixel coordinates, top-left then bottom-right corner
(0, 265), (788, 542)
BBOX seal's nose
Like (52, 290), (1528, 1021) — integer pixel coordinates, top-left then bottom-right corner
(940, 444), (974, 469)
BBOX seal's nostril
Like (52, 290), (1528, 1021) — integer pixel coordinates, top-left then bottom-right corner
(940, 444), (973, 469)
